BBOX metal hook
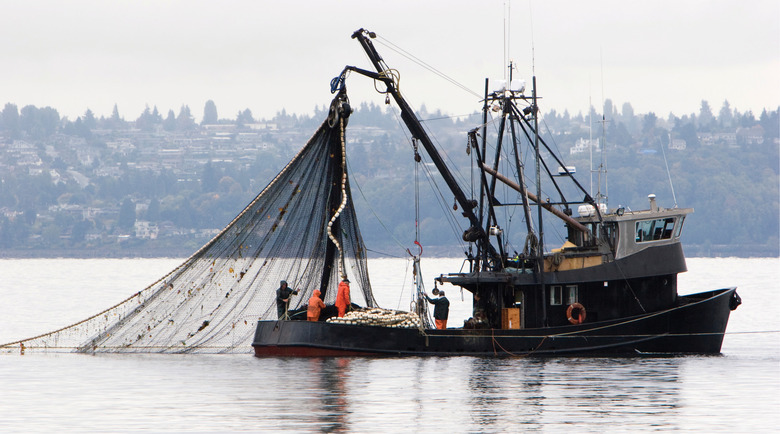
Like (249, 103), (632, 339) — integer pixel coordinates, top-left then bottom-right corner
(406, 240), (423, 258)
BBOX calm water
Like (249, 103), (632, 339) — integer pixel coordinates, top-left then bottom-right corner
(1, 257), (778, 432)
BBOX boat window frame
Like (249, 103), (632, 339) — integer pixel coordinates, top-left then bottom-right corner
(674, 216), (686, 238)
(550, 285), (562, 305)
(566, 285), (578, 304)
(635, 217), (677, 243)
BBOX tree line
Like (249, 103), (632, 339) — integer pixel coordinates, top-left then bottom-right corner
(0, 98), (777, 257)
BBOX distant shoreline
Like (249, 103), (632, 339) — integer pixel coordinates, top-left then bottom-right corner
(0, 243), (776, 259)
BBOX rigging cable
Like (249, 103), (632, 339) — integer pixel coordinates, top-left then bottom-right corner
(418, 151), (468, 246)
(388, 108), (468, 248)
(535, 117), (579, 247)
(497, 117), (515, 253)
(364, 247), (405, 259)
(410, 145), (434, 327)
(374, 36), (481, 99)
(345, 157), (408, 253)
(413, 138), (422, 244)
(417, 115), (472, 189)
(395, 258), (413, 311)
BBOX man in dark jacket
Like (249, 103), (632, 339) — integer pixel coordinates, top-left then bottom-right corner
(425, 290), (450, 329)
(276, 280), (297, 319)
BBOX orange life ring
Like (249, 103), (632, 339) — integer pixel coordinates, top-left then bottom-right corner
(567, 302), (586, 325)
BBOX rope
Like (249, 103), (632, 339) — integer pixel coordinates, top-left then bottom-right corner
(365, 247), (405, 258)
(616, 261), (646, 313)
(330, 73), (347, 94)
(8, 330), (774, 353)
(492, 332), (548, 357)
(376, 69), (401, 96)
(326, 117), (348, 279)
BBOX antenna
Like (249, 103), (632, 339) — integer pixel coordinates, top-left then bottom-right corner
(529, 0), (536, 76)
(503, 0), (510, 82)
(586, 51), (610, 207)
(588, 81), (593, 198)
(600, 48), (608, 206)
(662, 132), (679, 207)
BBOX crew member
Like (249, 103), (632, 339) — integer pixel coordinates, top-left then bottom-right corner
(426, 290), (450, 329)
(276, 280), (297, 320)
(473, 292), (488, 321)
(335, 278), (351, 317)
(307, 289), (326, 322)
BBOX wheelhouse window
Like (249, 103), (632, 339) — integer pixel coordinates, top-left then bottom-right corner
(566, 285), (578, 304)
(635, 217), (676, 243)
(674, 216), (686, 238)
(550, 286), (562, 305)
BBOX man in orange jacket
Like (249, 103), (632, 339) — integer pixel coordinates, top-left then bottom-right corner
(307, 289), (326, 322)
(335, 278), (350, 317)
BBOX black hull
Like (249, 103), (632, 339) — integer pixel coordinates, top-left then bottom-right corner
(253, 287), (737, 357)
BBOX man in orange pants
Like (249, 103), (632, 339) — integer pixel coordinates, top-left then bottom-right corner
(335, 278), (351, 317)
(307, 290), (326, 321)
(425, 290), (450, 329)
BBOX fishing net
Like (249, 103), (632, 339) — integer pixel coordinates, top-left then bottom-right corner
(2, 92), (375, 354)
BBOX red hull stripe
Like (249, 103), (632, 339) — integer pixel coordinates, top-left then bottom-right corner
(254, 345), (378, 357)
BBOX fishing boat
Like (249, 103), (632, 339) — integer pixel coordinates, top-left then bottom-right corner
(251, 29), (741, 357)
(0, 28), (740, 357)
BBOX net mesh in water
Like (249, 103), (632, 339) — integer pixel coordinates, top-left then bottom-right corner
(2, 95), (375, 354)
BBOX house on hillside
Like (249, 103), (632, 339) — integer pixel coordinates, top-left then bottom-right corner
(699, 132), (737, 147)
(569, 138), (599, 155)
(737, 125), (764, 145)
(134, 221), (158, 239)
(669, 139), (687, 150)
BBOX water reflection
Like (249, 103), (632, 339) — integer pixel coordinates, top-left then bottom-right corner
(3, 352), (773, 432)
(468, 358), (545, 427)
(408, 357), (429, 425)
(244, 356), (690, 431)
(466, 357), (684, 430)
(310, 358), (351, 432)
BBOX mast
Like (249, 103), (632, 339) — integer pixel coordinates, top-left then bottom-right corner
(599, 112), (609, 206)
(589, 94), (594, 198)
(342, 29), (598, 279)
(478, 79), (489, 270)
(486, 97), (509, 264)
(346, 29), (500, 265)
(599, 51), (609, 207)
(506, 102), (536, 241)
(505, 63), (539, 250)
(531, 76), (547, 326)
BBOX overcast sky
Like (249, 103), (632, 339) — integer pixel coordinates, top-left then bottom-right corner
(1, 0), (777, 123)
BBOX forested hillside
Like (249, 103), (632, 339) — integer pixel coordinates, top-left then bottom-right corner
(0, 99), (777, 257)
